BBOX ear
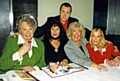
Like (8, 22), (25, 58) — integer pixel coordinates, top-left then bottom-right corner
(59, 10), (61, 15)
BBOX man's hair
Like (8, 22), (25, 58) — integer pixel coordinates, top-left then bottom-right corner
(60, 2), (72, 12)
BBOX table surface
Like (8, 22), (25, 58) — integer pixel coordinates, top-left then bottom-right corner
(0, 64), (120, 81)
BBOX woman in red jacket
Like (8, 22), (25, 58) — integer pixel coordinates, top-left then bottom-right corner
(86, 28), (120, 67)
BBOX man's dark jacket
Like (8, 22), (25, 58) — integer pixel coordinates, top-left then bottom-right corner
(34, 15), (79, 38)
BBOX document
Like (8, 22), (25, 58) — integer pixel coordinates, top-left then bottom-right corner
(42, 63), (88, 78)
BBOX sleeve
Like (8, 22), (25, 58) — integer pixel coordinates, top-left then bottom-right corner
(12, 52), (23, 64)
(110, 43), (120, 57)
(0, 37), (20, 71)
(35, 41), (46, 69)
(64, 41), (92, 66)
(86, 43), (95, 60)
(86, 43), (101, 64)
(34, 17), (51, 38)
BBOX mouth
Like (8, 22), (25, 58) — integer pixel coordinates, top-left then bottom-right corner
(53, 34), (57, 36)
(73, 35), (80, 40)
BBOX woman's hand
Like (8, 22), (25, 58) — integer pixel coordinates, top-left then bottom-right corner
(59, 59), (70, 67)
(22, 66), (35, 72)
(49, 62), (59, 74)
(106, 59), (119, 67)
(10, 32), (19, 37)
(91, 62), (108, 72)
(113, 56), (120, 66)
(97, 65), (108, 72)
(18, 41), (31, 58)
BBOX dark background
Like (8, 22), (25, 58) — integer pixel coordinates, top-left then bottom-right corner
(0, 0), (37, 56)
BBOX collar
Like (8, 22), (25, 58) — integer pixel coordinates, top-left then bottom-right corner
(60, 19), (68, 31)
(17, 34), (38, 47)
(94, 46), (106, 52)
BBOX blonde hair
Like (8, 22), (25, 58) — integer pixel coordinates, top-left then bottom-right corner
(66, 22), (86, 40)
(89, 28), (106, 48)
(16, 14), (37, 33)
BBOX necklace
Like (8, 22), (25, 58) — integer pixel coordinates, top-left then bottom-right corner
(49, 39), (60, 53)
(54, 48), (58, 52)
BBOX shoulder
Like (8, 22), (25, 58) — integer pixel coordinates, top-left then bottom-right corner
(42, 39), (49, 45)
(106, 42), (114, 48)
(69, 17), (79, 22)
(86, 42), (91, 47)
(34, 38), (44, 46)
(47, 15), (60, 20)
(81, 38), (88, 44)
(65, 40), (74, 47)
(66, 40), (73, 44)
(6, 36), (18, 43)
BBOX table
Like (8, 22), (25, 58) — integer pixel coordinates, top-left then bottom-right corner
(0, 64), (120, 81)
(29, 64), (120, 81)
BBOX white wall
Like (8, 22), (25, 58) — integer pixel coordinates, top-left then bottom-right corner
(38, 0), (94, 30)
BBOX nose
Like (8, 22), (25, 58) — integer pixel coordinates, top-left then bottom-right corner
(26, 30), (31, 34)
(63, 12), (67, 17)
(75, 31), (80, 34)
(94, 36), (98, 40)
(53, 30), (57, 33)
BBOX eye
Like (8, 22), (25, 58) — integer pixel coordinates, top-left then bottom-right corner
(97, 36), (101, 38)
(56, 28), (60, 30)
(61, 10), (65, 13)
(92, 35), (95, 37)
(67, 12), (70, 14)
(23, 28), (27, 31)
(73, 30), (75, 32)
(29, 28), (33, 30)
(51, 28), (54, 30)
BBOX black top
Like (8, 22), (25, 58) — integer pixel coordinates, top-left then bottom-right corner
(34, 15), (79, 38)
(42, 39), (70, 65)
(79, 46), (85, 54)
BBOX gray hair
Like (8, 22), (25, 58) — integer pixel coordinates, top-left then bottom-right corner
(16, 14), (37, 33)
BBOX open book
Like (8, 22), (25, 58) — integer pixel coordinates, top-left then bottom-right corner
(0, 70), (35, 81)
(42, 63), (88, 78)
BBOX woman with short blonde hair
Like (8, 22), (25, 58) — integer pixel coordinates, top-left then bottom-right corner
(66, 22), (86, 40)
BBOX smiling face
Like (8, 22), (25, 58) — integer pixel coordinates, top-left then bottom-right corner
(71, 28), (82, 42)
(60, 5), (71, 23)
(91, 31), (102, 46)
(50, 26), (60, 39)
(20, 22), (34, 42)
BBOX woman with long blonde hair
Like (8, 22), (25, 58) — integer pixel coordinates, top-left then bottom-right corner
(86, 28), (120, 67)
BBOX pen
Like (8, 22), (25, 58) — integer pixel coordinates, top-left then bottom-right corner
(74, 63), (88, 70)
(47, 61), (59, 74)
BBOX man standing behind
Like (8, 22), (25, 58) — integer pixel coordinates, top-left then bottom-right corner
(34, 2), (79, 38)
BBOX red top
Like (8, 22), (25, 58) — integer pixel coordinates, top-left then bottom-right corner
(86, 43), (120, 64)
(60, 19), (68, 31)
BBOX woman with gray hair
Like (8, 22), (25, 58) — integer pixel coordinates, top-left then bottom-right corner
(64, 22), (108, 71)
(0, 14), (46, 74)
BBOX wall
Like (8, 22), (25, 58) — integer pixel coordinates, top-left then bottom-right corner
(38, 0), (94, 30)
